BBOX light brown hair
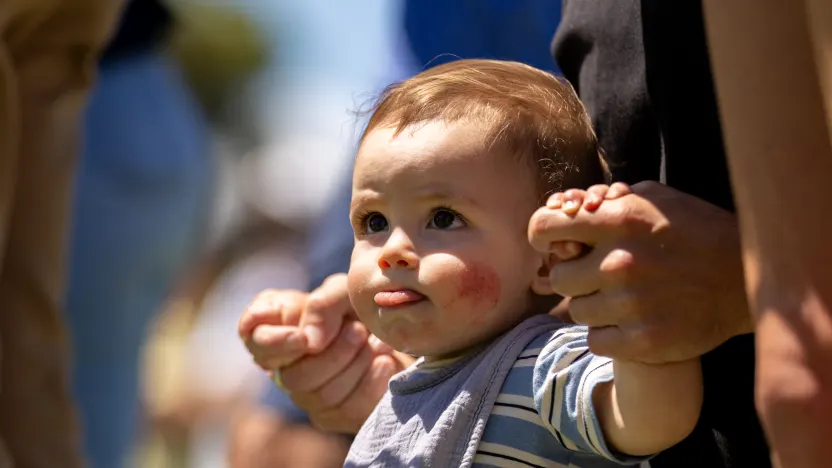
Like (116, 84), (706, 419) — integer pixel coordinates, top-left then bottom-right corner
(360, 59), (609, 200)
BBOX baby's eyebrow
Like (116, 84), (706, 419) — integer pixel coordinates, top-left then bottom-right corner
(350, 191), (381, 213)
(413, 191), (480, 208)
(349, 189), (481, 214)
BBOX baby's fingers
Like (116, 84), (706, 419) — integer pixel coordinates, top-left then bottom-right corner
(605, 182), (632, 199)
(582, 185), (611, 212)
(550, 240), (586, 261)
(561, 189), (588, 215)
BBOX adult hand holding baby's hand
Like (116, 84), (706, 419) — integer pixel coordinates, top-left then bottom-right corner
(239, 274), (409, 434)
(529, 181), (752, 364)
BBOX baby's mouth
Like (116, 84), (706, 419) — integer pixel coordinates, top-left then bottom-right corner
(373, 289), (426, 308)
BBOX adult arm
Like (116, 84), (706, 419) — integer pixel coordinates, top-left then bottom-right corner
(703, 1), (832, 466)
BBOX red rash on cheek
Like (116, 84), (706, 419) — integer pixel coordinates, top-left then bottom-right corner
(455, 262), (501, 308)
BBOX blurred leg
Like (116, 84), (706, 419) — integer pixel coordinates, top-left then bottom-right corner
(0, 20), (18, 468)
(0, 1), (124, 467)
(65, 50), (213, 468)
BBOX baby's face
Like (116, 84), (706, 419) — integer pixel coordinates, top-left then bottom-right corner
(348, 121), (545, 360)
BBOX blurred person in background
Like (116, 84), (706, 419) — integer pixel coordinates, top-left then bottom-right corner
(64, 1), (214, 467)
(0, 1), (123, 467)
(137, 216), (351, 468)
(403, 0), (562, 71)
(229, 1), (564, 466)
(112, 2), (360, 466)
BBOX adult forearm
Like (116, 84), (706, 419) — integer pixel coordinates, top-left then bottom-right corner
(703, 1), (832, 466)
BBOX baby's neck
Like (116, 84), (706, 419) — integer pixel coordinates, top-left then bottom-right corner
(422, 341), (489, 364)
(421, 307), (545, 363)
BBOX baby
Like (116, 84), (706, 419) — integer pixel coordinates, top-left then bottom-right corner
(265, 59), (702, 467)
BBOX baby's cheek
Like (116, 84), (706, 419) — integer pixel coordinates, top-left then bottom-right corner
(347, 264), (374, 324)
(454, 261), (502, 311)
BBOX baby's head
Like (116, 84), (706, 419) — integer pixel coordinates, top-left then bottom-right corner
(348, 59), (606, 360)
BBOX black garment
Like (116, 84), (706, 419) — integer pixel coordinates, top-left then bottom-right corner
(554, 1), (770, 467)
(101, 0), (173, 63)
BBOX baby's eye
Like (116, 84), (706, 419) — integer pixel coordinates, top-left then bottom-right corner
(428, 208), (465, 230)
(364, 213), (389, 233)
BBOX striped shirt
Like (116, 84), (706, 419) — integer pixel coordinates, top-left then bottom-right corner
(344, 315), (653, 468)
(473, 326), (649, 467)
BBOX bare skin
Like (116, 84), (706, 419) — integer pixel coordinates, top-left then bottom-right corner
(529, 180), (753, 364)
(703, 0), (832, 465)
(238, 180), (707, 453)
(542, 184), (703, 455)
(238, 181), (742, 439)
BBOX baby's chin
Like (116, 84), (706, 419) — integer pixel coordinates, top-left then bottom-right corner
(383, 332), (490, 362)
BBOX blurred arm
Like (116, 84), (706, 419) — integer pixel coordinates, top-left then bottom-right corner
(703, 1), (832, 466)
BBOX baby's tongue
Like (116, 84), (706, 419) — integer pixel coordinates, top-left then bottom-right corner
(374, 290), (425, 307)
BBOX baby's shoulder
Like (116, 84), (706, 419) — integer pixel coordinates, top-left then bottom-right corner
(520, 320), (589, 356)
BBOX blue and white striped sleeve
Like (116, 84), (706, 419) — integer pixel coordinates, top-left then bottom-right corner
(532, 325), (650, 465)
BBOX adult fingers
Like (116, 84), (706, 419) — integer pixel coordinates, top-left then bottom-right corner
(239, 289), (307, 340)
(586, 320), (675, 363)
(292, 344), (375, 412)
(280, 320), (368, 393)
(249, 325), (308, 370)
(568, 289), (636, 329)
(299, 273), (355, 352)
(547, 245), (608, 297)
(307, 355), (398, 434)
(550, 246), (637, 297)
(368, 334), (394, 355)
(585, 325), (630, 359)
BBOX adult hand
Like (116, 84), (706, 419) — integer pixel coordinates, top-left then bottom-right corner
(239, 274), (411, 434)
(529, 181), (753, 364)
(238, 274), (364, 370)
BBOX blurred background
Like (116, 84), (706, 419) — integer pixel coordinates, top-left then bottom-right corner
(66, 1), (562, 467)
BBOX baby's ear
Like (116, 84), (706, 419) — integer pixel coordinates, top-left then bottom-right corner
(531, 253), (559, 295)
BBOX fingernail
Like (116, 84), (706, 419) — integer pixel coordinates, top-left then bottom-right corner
(566, 242), (582, 257)
(563, 200), (579, 213)
(587, 193), (601, 206)
(304, 325), (324, 349)
(546, 193), (564, 208)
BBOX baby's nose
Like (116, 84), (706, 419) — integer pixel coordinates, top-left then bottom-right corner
(378, 251), (419, 270)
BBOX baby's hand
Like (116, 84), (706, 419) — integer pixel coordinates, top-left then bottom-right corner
(541, 183), (632, 260)
(546, 182), (632, 215)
